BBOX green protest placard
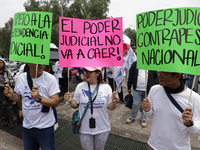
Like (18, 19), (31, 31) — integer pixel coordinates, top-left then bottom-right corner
(9, 11), (52, 65)
(136, 7), (200, 75)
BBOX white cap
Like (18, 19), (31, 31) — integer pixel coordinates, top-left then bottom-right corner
(82, 67), (102, 71)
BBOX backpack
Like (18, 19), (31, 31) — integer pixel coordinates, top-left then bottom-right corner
(62, 67), (68, 78)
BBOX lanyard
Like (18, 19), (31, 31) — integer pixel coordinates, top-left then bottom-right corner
(88, 82), (99, 117)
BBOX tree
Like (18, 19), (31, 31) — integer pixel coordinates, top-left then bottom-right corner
(124, 27), (136, 46)
(66, 0), (110, 20)
(0, 18), (13, 57)
(0, 0), (111, 56)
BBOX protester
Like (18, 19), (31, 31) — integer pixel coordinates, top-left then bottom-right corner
(126, 61), (158, 127)
(142, 72), (200, 150)
(123, 51), (129, 87)
(101, 67), (107, 83)
(54, 60), (67, 94)
(44, 62), (59, 131)
(131, 46), (137, 55)
(4, 63), (60, 150)
(185, 74), (199, 93)
(107, 67), (125, 104)
(0, 58), (15, 128)
(64, 67), (119, 150)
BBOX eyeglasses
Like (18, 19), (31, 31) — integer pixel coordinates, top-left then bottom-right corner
(157, 71), (169, 77)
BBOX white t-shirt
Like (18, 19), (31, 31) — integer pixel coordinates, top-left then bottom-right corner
(14, 71), (60, 129)
(73, 82), (112, 135)
(145, 85), (200, 150)
(136, 69), (148, 91)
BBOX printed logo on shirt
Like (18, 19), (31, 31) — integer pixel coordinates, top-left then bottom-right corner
(24, 86), (28, 90)
(24, 96), (35, 105)
(82, 89), (104, 109)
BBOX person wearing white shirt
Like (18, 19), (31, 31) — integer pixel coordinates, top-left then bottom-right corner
(142, 72), (200, 150)
(4, 63), (60, 150)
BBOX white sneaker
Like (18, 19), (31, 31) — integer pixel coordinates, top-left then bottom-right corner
(126, 117), (135, 124)
(141, 120), (147, 128)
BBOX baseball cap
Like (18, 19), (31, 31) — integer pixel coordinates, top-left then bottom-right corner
(82, 67), (102, 71)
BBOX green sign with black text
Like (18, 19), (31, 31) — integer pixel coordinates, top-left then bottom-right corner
(136, 7), (200, 75)
(9, 11), (52, 65)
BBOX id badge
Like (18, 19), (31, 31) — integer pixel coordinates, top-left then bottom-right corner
(89, 118), (96, 128)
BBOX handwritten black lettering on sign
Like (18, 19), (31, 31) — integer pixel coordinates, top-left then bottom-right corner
(59, 17), (123, 67)
(9, 11), (52, 65)
(136, 7), (200, 75)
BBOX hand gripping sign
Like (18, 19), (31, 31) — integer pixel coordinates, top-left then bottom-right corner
(59, 17), (123, 67)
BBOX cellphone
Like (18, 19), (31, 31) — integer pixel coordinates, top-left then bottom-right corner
(89, 118), (96, 128)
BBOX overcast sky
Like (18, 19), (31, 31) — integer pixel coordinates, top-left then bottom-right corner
(0, 0), (200, 29)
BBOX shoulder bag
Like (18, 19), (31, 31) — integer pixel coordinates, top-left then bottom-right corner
(72, 83), (99, 134)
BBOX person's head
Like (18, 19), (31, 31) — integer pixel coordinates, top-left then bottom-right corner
(132, 46), (137, 53)
(44, 63), (53, 74)
(157, 71), (183, 89)
(27, 63), (45, 77)
(82, 67), (104, 84)
(0, 58), (6, 71)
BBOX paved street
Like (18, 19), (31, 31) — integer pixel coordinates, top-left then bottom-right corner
(0, 78), (200, 149)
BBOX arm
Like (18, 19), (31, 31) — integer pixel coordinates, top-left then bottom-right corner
(142, 97), (154, 117)
(127, 63), (134, 91)
(4, 84), (22, 103)
(183, 107), (200, 135)
(64, 92), (79, 109)
(31, 86), (59, 107)
(108, 91), (119, 111)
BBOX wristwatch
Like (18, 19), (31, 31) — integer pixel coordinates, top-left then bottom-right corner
(185, 120), (194, 127)
(36, 95), (42, 103)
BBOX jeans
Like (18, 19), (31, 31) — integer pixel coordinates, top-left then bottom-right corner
(23, 125), (55, 150)
(185, 75), (199, 93)
(130, 90), (146, 121)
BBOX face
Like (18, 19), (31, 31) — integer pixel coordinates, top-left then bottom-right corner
(28, 63), (45, 76)
(44, 65), (51, 73)
(0, 60), (4, 69)
(84, 69), (100, 84)
(132, 48), (136, 53)
(157, 72), (181, 88)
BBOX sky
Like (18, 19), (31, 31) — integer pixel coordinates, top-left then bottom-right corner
(0, 0), (200, 29)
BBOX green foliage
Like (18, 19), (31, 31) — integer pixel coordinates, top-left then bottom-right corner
(124, 27), (136, 46)
(0, 18), (13, 58)
(66, 0), (110, 20)
(0, 0), (111, 56)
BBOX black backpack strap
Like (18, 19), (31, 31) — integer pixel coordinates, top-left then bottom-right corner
(27, 71), (33, 90)
(163, 87), (184, 113)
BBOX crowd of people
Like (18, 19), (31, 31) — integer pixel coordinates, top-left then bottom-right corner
(1, 43), (200, 150)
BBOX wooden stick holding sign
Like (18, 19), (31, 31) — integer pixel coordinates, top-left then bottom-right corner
(112, 67), (115, 91)
(187, 75), (197, 107)
(35, 64), (38, 86)
(145, 70), (147, 98)
(7, 60), (11, 84)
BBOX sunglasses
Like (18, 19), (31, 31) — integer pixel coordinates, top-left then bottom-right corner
(157, 71), (169, 77)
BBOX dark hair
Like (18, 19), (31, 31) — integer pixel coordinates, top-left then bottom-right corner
(172, 73), (183, 81)
(83, 70), (105, 84)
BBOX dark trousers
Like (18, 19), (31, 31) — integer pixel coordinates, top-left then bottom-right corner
(23, 125), (55, 150)
(108, 77), (123, 101)
(59, 78), (69, 95)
